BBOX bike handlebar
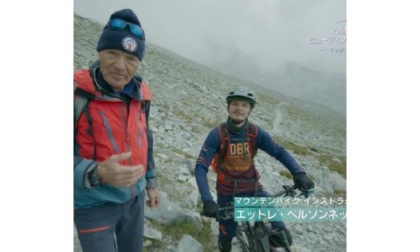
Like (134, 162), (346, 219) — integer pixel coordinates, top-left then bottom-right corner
(271, 184), (315, 198)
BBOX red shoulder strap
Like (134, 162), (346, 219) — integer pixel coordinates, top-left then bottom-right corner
(218, 122), (229, 157)
(139, 81), (152, 101)
(247, 123), (258, 157)
(211, 123), (229, 173)
(74, 69), (97, 94)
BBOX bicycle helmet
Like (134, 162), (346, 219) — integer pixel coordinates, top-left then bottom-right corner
(226, 87), (257, 108)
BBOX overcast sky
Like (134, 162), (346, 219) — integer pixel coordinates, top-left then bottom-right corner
(74, 0), (346, 76)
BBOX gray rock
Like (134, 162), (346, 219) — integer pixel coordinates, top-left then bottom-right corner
(176, 234), (203, 252)
(144, 225), (163, 241)
(144, 192), (198, 226)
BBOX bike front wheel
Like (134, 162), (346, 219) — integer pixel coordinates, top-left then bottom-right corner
(236, 222), (257, 252)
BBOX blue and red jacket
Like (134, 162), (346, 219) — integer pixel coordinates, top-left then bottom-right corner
(74, 66), (156, 209)
(194, 122), (305, 202)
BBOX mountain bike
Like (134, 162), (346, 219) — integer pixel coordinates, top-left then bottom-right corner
(205, 185), (314, 252)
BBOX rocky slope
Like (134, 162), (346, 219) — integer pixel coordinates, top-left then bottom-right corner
(74, 14), (346, 252)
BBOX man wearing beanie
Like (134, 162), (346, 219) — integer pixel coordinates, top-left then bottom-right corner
(74, 9), (160, 252)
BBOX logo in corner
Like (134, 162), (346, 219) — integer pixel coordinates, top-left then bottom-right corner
(122, 36), (137, 52)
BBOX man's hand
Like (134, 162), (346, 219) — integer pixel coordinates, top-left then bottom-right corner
(97, 152), (145, 187)
(293, 173), (315, 191)
(146, 188), (160, 208)
(202, 200), (218, 218)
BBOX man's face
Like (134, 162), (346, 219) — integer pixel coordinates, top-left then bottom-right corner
(228, 100), (253, 122)
(98, 49), (140, 91)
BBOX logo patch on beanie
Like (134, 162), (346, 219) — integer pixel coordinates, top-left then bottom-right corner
(122, 36), (138, 53)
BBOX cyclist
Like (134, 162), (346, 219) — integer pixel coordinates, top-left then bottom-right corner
(194, 87), (315, 251)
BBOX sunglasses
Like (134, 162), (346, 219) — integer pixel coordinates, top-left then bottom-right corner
(107, 18), (145, 40)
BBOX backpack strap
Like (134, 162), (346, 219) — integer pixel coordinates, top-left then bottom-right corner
(74, 87), (96, 160)
(74, 86), (96, 120)
(74, 88), (93, 125)
(218, 123), (229, 156)
(215, 122), (229, 174)
(246, 123), (258, 157)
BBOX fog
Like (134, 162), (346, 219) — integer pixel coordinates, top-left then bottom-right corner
(74, 0), (346, 115)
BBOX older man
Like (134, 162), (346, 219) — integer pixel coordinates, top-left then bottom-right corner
(74, 9), (160, 252)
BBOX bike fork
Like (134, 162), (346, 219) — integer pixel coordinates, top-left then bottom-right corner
(278, 230), (292, 252)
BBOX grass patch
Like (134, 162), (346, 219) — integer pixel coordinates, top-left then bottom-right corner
(272, 136), (346, 178)
(173, 108), (194, 123)
(321, 191), (347, 203)
(257, 92), (281, 106)
(154, 142), (165, 149)
(272, 136), (311, 156)
(333, 189), (347, 198)
(318, 155), (346, 178)
(202, 118), (222, 129)
(170, 146), (196, 159)
(191, 125), (202, 133)
(279, 170), (293, 179)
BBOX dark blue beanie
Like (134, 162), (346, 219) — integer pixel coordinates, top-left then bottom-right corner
(96, 9), (145, 61)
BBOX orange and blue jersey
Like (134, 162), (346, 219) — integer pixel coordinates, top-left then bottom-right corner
(194, 124), (304, 202)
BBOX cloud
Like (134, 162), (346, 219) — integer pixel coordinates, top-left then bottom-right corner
(74, 0), (346, 114)
(74, 0), (345, 74)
